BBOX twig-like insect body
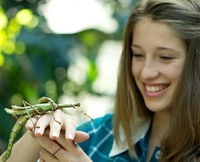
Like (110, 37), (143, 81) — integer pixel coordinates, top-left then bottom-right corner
(4, 103), (81, 115)
(2, 115), (32, 162)
(1, 97), (92, 162)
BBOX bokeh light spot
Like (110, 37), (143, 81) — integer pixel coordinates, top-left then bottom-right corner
(7, 19), (21, 37)
(16, 9), (33, 25)
(10, 94), (23, 105)
(55, 67), (66, 80)
(45, 80), (57, 99)
(26, 15), (39, 28)
(15, 41), (26, 54)
(0, 31), (7, 46)
(0, 12), (8, 29)
(0, 54), (4, 66)
(2, 40), (15, 54)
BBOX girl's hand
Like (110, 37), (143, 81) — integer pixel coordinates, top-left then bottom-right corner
(25, 109), (80, 140)
(35, 130), (92, 162)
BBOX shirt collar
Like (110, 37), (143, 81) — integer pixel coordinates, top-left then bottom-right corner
(109, 118), (151, 157)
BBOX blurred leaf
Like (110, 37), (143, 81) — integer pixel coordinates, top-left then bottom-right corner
(87, 61), (98, 85)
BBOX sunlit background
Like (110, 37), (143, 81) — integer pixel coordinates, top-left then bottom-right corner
(0, 0), (138, 153)
(39, 0), (122, 118)
(39, 0), (118, 34)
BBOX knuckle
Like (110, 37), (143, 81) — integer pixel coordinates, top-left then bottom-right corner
(64, 116), (74, 124)
(37, 114), (50, 124)
(56, 109), (62, 113)
(41, 114), (51, 119)
(27, 117), (36, 123)
(50, 117), (63, 125)
(57, 149), (66, 159)
(54, 109), (63, 116)
(69, 122), (76, 130)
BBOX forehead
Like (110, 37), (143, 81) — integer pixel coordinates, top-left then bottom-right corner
(132, 17), (186, 52)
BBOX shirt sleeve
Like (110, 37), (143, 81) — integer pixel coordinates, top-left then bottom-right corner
(76, 113), (113, 154)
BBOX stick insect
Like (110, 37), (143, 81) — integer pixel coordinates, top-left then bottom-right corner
(1, 97), (93, 162)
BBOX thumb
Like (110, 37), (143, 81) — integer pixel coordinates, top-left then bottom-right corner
(73, 131), (89, 143)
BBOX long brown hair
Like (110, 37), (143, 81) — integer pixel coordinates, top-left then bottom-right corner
(113, 0), (200, 161)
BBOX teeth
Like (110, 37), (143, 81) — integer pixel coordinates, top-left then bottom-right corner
(145, 85), (165, 92)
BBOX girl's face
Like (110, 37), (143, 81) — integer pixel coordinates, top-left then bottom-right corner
(131, 17), (186, 113)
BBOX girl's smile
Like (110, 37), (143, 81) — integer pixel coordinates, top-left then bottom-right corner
(143, 83), (169, 97)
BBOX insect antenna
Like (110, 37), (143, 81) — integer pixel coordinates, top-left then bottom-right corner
(22, 100), (40, 131)
(23, 100), (42, 115)
(72, 105), (93, 130)
(11, 114), (18, 120)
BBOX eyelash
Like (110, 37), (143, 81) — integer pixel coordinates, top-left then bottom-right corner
(132, 54), (144, 58)
(132, 54), (175, 60)
(159, 56), (174, 60)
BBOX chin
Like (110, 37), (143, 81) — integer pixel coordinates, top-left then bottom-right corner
(145, 103), (168, 113)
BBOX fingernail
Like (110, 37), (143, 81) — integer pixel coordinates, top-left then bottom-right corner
(26, 126), (32, 130)
(35, 129), (42, 136)
(51, 132), (58, 139)
(66, 133), (74, 140)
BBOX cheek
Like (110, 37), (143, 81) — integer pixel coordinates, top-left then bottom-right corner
(131, 61), (140, 78)
(169, 62), (185, 80)
(165, 66), (184, 84)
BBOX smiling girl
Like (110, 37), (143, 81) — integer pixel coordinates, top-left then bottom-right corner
(1, 0), (200, 162)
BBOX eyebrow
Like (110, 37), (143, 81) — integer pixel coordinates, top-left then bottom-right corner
(131, 44), (180, 53)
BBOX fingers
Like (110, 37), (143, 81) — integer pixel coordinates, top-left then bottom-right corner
(49, 132), (82, 161)
(43, 130), (77, 152)
(25, 114), (51, 136)
(49, 110), (63, 139)
(63, 118), (76, 140)
(25, 109), (78, 141)
(40, 148), (59, 162)
(53, 133), (92, 162)
(35, 114), (52, 136)
(43, 129), (89, 144)
(53, 110), (76, 140)
(74, 131), (89, 143)
(36, 135), (63, 156)
(25, 109), (64, 137)
(36, 135), (72, 161)
(56, 132), (77, 152)
(26, 117), (38, 130)
(36, 131), (91, 162)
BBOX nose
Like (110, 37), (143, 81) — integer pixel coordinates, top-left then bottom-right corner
(140, 59), (159, 80)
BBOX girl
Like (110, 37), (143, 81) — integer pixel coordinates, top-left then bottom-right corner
(1, 0), (200, 161)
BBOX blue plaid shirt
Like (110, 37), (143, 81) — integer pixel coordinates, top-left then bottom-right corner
(77, 114), (161, 162)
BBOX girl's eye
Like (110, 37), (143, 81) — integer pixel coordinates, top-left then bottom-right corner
(159, 56), (175, 60)
(133, 54), (144, 58)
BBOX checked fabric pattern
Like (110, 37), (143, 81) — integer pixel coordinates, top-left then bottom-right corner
(77, 114), (161, 162)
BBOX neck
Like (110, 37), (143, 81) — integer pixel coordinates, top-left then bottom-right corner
(150, 111), (170, 144)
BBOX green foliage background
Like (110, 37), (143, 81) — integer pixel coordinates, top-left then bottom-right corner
(0, 0), (138, 153)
